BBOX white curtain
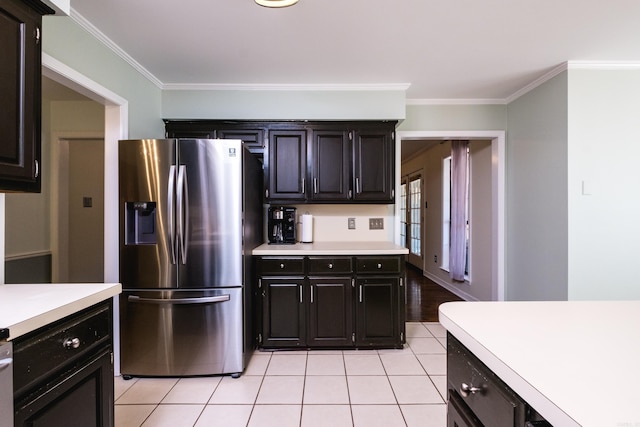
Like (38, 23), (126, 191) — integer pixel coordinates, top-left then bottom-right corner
(449, 140), (468, 282)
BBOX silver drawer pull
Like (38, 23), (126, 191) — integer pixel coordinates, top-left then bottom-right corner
(460, 382), (483, 397)
(63, 337), (81, 349)
(328, 263), (333, 269)
(377, 263), (382, 269)
(280, 263), (285, 269)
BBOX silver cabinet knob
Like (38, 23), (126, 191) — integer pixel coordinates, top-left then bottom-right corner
(63, 337), (81, 349)
(328, 263), (333, 269)
(460, 383), (483, 397)
(377, 263), (382, 269)
(280, 263), (285, 269)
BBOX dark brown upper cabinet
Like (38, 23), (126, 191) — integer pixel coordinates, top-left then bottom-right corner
(0, 0), (54, 192)
(310, 128), (351, 201)
(164, 120), (266, 159)
(267, 128), (307, 201)
(352, 123), (395, 202)
(266, 121), (396, 204)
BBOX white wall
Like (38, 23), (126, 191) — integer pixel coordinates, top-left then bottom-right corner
(567, 69), (640, 300)
(288, 204), (395, 242)
(506, 72), (569, 301)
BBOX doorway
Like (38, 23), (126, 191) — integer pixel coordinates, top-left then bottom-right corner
(53, 137), (105, 282)
(396, 130), (505, 301)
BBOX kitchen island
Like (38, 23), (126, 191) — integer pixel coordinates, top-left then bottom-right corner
(1, 282), (121, 427)
(439, 300), (640, 427)
(0, 283), (121, 340)
(253, 241), (408, 349)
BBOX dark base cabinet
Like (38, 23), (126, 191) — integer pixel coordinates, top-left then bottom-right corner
(447, 333), (551, 427)
(13, 300), (114, 427)
(258, 255), (405, 350)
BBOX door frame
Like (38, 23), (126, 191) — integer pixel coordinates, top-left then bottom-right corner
(42, 53), (128, 374)
(395, 130), (505, 301)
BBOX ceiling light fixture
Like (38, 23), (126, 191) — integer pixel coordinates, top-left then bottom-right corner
(255, 0), (299, 7)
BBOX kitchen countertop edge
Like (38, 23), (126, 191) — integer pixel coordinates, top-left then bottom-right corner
(252, 241), (409, 256)
(438, 300), (640, 427)
(0, 283), (122, 341)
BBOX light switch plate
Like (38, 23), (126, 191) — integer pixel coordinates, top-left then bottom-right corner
(348, 218), (356, 229)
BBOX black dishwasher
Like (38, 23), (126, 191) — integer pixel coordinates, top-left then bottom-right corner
(13, 301), (114, 427)
(447, 333), (551, 427)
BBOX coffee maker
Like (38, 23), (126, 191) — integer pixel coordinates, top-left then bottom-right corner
(268, 206), (297, 244)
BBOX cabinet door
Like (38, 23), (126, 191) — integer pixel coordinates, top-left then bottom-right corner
(261, 278), (306, 347)
(352, 124), (395, 202)
(0, 0), (46, 192)
(267, 129), (307, 201)
(308, 277), (353, 347)
(355, 277), (401, 347)
(310, 129), (350, 201)
(14, 349), (114, 427)
(217, 128), (265, 158)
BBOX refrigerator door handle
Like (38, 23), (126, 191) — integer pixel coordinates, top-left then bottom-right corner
(168, 165), (177, 264)
(127, 295), (231, 304)
(177, 165), (189, 264)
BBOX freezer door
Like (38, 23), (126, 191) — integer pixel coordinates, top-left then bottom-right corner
(119, 288), (244, 376)
(177, 139), (243, 288)
(119, 139), (177, 289)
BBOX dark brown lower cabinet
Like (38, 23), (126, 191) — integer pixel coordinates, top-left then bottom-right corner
(355, 277), (402, 348)
(307, 277), (353, 347)
(13, 300), (114, 427)
(447, 333), (551, 427)
(260, 278), (306, 347)
(258, 255), (405, 349)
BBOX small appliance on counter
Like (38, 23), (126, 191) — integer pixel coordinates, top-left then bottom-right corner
(268, 206), (297, 244)
(300, 212), (313, 243)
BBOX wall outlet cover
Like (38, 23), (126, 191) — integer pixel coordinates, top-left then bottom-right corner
(369, 218), (384, 230)
(348, 218), (356, 229)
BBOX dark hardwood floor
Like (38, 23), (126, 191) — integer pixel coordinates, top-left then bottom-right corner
(405, 263), (463, 322)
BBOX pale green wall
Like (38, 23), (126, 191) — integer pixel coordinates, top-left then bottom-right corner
(163, 90), (406, 120)
(42, 16), (163, 138)
(506, 72), (569, 301)
(399, 104), (507, 131)
(567, 69), (640, 300)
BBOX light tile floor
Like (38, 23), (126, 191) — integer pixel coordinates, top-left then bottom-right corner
(114, 322), (447, 427)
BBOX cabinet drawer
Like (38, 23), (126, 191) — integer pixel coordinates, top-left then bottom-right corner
(13, 302), (111, 396)
(259, 257), (305, 275)
(447, 334), (525, 427)
(308, 256), (353, 274)
(356, 256), (402, 274)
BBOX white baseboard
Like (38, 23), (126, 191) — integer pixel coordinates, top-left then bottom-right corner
(422, 270), (479, 302)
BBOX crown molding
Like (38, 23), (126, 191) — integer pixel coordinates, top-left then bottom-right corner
(406, 98), (506, 106)
(70, 8), (164, 89)
(162, 83), (411, 91)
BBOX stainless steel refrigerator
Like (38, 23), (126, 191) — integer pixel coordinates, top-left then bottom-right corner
(118, 138), (262, 377)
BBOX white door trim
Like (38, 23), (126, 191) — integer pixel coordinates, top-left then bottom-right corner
(42, 53), (129, 375)
(396, 130), (505, 301)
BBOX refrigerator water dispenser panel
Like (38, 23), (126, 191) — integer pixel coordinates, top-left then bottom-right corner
(125, 202), (157, 245)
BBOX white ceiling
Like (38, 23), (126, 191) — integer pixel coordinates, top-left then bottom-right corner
(68, 0), (640, 101)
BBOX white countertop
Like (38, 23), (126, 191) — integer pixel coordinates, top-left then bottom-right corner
(439, 300), (640, 427)
(252, 241), (409, 256)
(0, 283), (122, 341)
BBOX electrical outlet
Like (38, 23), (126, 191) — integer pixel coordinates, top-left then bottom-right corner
(369, 218), (384, 230)
(348, 217), (356, 229)
(434, 255), (438, 263)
